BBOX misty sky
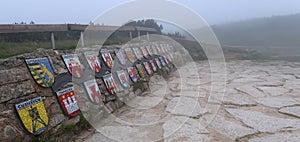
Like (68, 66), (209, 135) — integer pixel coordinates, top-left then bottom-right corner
(1, 0), (300, 25)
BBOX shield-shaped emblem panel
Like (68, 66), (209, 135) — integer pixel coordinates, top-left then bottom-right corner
(160, 44), (166, 53)
(140, 46), (149, 58)
(114, 49), (127, 65)
(15, 97), (48, 135)
(136, 64), (146, 79)
(159, 56), (167, 66)
(155, 58), (162, 69)
(127, 67), (138, 83)
(146, 46), (153, 56)
(152, 45), (159, 55)
(56, 87), (80, 117)
(143, 62), (153, 75)
(133, 48), (143, 59)
(100, 50), (114, 69)
(125, 48), (136, 63)
(84, 52), (101, 73)
(103, 73), (118, 95)
(84, 79), (102, 104)
(149, 60), (157, 72)
(117, 70), (130, 88)
(62, 54), (83, 78)
(25, 57), (55, 87)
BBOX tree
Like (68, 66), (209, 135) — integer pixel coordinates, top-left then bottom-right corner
(167, 31), (185, 38)
(124, 19), (163, 33)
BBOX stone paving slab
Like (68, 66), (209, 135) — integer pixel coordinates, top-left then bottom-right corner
(235, 86), (265, 98)
(84, 132), (116, 142)
(165, 97), (207, 118)
(257, 86), (289, 96)
(97, 126), (152, 142)
(249, 133), (300, 142)
(171, 90), (207, 98)
(256, 96), (299, 108)
(279, 106), (300, 118)
(209, 115), (257, 140)
(226, 108), (300, 132)
(222, 90), (257, 106)
(163, 116), (208, 142)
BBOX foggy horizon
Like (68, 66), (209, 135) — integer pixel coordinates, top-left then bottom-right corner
(1, 0), (300, 26)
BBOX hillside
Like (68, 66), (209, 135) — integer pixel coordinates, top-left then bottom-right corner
(212, 13), (300, 47)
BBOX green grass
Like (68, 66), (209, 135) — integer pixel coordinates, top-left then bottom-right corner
(33, 136), (52, 142)
(133, 80), (146, 92)
(61, 123), (77, 133)
(0, 40), (78, 59)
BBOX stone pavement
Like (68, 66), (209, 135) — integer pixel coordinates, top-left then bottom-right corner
(75, 60), (300, 142)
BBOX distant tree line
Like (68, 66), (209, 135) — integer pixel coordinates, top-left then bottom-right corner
(124, 19), (163, 34)
(13, 21), (35, 25)
(165, 31), (185, 38)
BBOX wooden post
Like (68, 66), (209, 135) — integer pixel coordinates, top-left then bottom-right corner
(138, 31), (141, 40)
(80, 31), (84, 47)
(51, 32), (55, 50)
(147, 32), (150, 41)
(129, 31), (132, 40)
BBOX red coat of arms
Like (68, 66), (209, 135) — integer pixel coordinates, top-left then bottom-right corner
(114, 49), (127, 65)
(62, 54), (83, 78)
(164, 55), (169, 65)
(155, 58), (162, 69)
(152, 45), (159, 55)
(140, 46), (149, 58)
(84, 52), (101, 73)
(100, 50), (113, 69)
(146, 46), (153, 56)
(84, 79), (102, 104)
(149, 60), (157, 72)
(160, 44), (166, 53)
(156, 45), (162, 54)
(56, 87), (80, 117)
(133, 48), (143, 59)
(103, 73), (118, 95)
(117, 70), (130, 88)
(143, 61), (153, 75)
(127, 67), (138, 83)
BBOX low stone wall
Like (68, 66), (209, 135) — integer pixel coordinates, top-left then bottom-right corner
(0, 44), (175, 142)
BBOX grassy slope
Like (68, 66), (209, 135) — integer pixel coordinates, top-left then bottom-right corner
(0, 40), (77, 58)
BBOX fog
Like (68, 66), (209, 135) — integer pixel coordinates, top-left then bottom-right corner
(0, 0), (299, 25)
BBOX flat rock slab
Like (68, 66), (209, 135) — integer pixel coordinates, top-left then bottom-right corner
(85, 132), (116, 142)
(223, 92), (256, 106)
(116, 108), (164, 125)
(230, 77), (263, 84)
(256, 97), (299, 108)
(226, 108), (300, 132)
(165, 97), (206, 118)
(163, 116), (208, 142)
(279, 106), (300, 118)
(257, 86), (289, 96)
(209, 116), (257, 140)
(125, 92), (164, 109)
(97, 126), (151, 142)
(209, 89), (256, 106)
(235, 86), (265, 98)
(171, 90), (207, 98)
(249, 133), (300, 142)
